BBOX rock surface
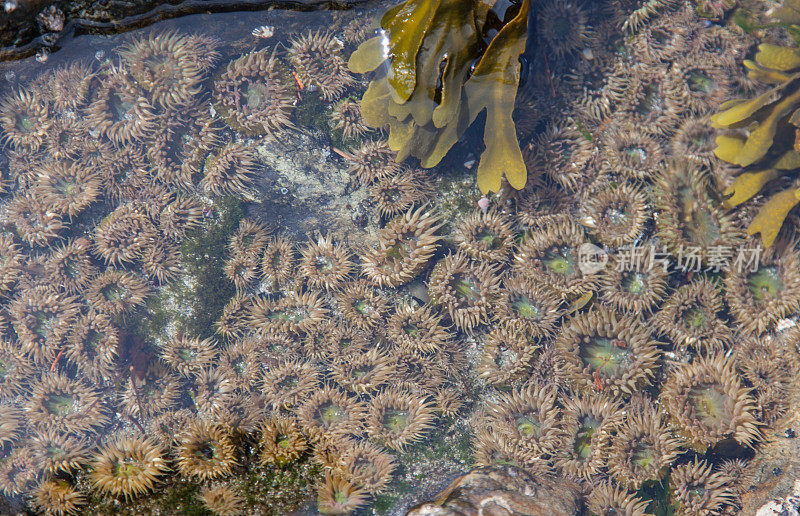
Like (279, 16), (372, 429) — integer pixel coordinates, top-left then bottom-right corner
(406, 466), (581, 516)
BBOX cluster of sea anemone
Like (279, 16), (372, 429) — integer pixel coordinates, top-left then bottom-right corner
(0, 0), (796, 513)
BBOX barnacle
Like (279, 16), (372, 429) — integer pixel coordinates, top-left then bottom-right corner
(661, 353), (760, 452)
(90, 437), (169, 501)
(362, 206), (442, 287)
(176, 421), (238, 481)
(725, 241), (800, 335)
(428, 251), (503, 331)
(214, 48), (296, 136)
(670, 459), (737, 516)
(652, 276), (731, 351)
(349, 0), (531, 193)
(711, 30), (800, 246)
(554, 308), (660, 399)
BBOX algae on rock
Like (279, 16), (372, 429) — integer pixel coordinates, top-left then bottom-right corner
(712, 0), (800, 246)
(348, 0), (530, 194)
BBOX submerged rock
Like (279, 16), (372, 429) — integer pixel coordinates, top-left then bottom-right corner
(406, 466), (580, 516)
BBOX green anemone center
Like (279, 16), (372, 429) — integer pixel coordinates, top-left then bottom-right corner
(475, 228), (501, 249)
(318, 403), (345, 426)
(623, 145), (647, 164)
(689, 71), (713, 93)
(573, 416), (599, 459)
(514, 413), (542, 438)
(112, 457), (144, 479)
(43, 392), (76, 416)
(382, 408), (409, 432)
(682, 306), (709, 330)
(580, 336), (632, 379)
(621, 271), (648, 295)
(14, 111), (34, 133)
(748, 266), (782, 303)
(543, 247), (575, 276)
(512, 296), (540, 320)
(451, 274), (480, 303)
(688, 382), (730, 428)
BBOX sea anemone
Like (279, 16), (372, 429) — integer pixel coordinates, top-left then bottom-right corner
(85, 269), (150, 317)
(213, 48), (296, 136)
(370, 168), (433, 218)
(618, 64), (684, 134)
(10, 285), (79, 364)
(483, 382), (563, 460)
(31, 479), (86, 516)
(34, 158), (101, 218)
(498, 272), (562, 339)
(0, 87), (51, 151)
(661, 353), (760, 453)
(40, 117), (82, 161)
(96, 143), (150, 202)
(602, 122), (665, 180)
(670, 459), (737, 516)
(200, 142), (259, 197)
(298, 234), (355, 290)
(341, 440), (396, 495)
(0, 340), (33, 401)
(142, 237), (183, 285)
(64, 312), (119, 384)
(343, 139), (404, 185)
(223, 254), (259, 291)
(386, 302), (451, 355)
(261, 359), (321, 409)
(554, 308), (660, 399)
(287, 30), (355, 100)
(477, 326), (540, 387)
(198, 484), (245, 516)
(725, 242), (800, 336)
(526, 121), (597, 192)
(44, 238), (97, 295)
(297, 384), (367, 441)
(330, 347), (396, 394)
(672, 58), (730, 115)
(5, 193), (65, 247)
(321, 322), (372, 360)
(453, 209), (516, 263)
(176, 420), (238, 481)
(316, 471), (369, 514)
(249, 290), (329, 335)
(159, 334), (217, 377)
(670, 116), (718, 169)
(512, 218), (597, 301)
(39, 60), (95, 111)
(159, 194), (205, 240)
(607, 398), (681, 489)
(218, 338), (264, 390)
(471, 427), (539, 470)
(598, 249), (669, 314)
(362, 206), (442, 287)
(258, 415), (308, 467)
(215, 294), (253, 341)
(736, 337), (794, 424)
(586, 481), (651, 516)
(117, 31), (205, 109)
(335, 282), (389, 332)
(0, 402), (24, 446)
(259, 331), (302, 362)
(90, 436), (169, 501)
(428, 252), (503, 331)
(366, 387), (436, 451)
(0, 447), (38, 496)
(188, 366), (237, 419)
(24, 373), (109, 434)
(330, 98), (370, 139)
(84, 63), (157, 145)
(29, 429), (91, 474)
(120, 360), (182, 419)
(536, 0), (592, 59)
(260, 235), (297, 288)
(581, 181), (650, 248)
(0, 232), (24, 295)
(654, 160), (743, 262)
(93, 203), (155, 266)
(554, 392), (624, 482)
(651, 276), (731, 352)
(229, 218), (270, 259)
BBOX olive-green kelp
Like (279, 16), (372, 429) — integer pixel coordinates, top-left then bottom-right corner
(348, 0), (530, 194)
(711, 0), (800, 246)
